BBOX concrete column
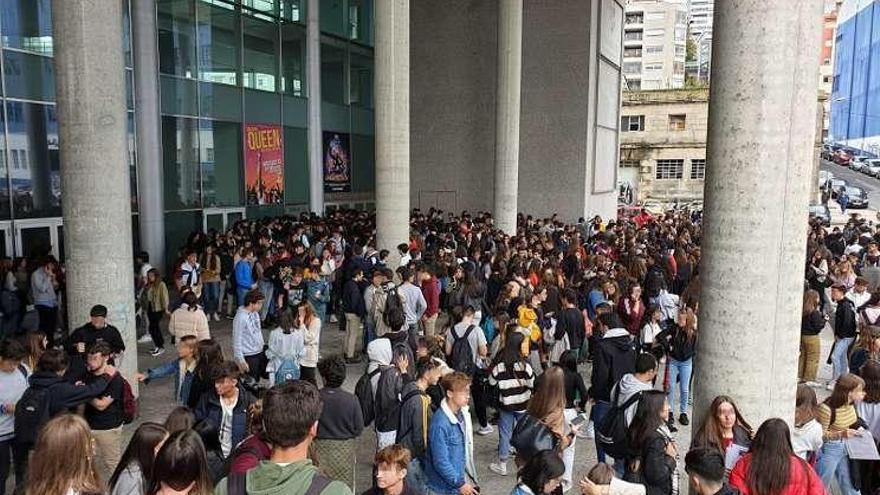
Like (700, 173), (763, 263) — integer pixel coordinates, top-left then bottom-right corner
(493, 0), (522, 235)
(307, 0), (324, 214)
(52, 0), (138, 389)
(132, 0), (166, 271)
(374, 0), (409, 261)
(695, 0), (823, 426)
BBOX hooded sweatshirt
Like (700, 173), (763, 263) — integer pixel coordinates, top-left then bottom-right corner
(610, 373), (655, 426)
(233, 306), (264, 362)
(214, 459), (351, 495)
(590, 328), (637, 402)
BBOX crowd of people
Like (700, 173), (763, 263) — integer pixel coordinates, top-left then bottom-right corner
(0, 207), (878, 495)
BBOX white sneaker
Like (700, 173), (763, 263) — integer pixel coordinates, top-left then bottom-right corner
(330, 314), (338, 323)
(476, 425), (494, 436)
(212, 313), (220, 322)
(488, 461), (508, 476)
(150, 347), (165, 357)
(138, 334), (153, 344)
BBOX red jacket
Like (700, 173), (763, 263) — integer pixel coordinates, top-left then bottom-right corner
(422, 277), (441, 317)
(618, 297), (645, 336)
(729, 454), (826, 495)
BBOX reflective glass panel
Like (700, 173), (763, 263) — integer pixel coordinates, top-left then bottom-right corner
(6, 102), (61, 219)
(243, 11), (278, 92)
(162, 116), (201, 209)
(1, 0), (53, 55)
(197, 0), (240, 85)
(157, 0), (197, 77)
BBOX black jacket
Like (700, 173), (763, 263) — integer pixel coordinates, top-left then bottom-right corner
(590, 329), (637, 402)
(29, 371), (111, 417)
(360, 482), (419, 495)
(342, 279), (366, 317)
(396, 381), (432, 459)
(835, 298), (858, 339)
(194, 385), (256, 454)
(657, 325), (697, 362)
(555, 307), (585, 351)
(801, 310), (825, 336)
(374, 366), (405, 433)
(626, 429), (677, 495)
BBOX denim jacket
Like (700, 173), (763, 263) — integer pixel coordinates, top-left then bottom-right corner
(145, 358), (196, 404)
(425, 400), (478, 494)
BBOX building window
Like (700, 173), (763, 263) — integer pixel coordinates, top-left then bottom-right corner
(644, 63), (663, 71)
(645, 45), (663, 54)
(691, 159), (706, 179)
(621, 115), (645, 132)
(624, 47), (642, 58)
(832, 75), (840, 92)
(623, 61), (642, 75)
(645, 28), (665, 37)
(656, 159), (684, 180)
(620, 159), (640, 168)
(627, 79), (641, 91)
(624, 31), (643, 42)
(668, 114), (686, 131)
(625, 12), (644, 24)
(674, 44), (685, 57)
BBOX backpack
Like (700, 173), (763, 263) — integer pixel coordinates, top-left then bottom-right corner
(449, 325), (477, 375)
(355, 366), (382, 426)
(383, 286), (405, 328)
(596, 386), (643, 459)
(121, 376), (138, 424)
(14, 384), (51, 447)
(481, 314), (497, 343)
(274, 355), (301, 385)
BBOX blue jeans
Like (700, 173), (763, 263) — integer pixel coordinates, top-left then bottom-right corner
(498, 410), (524, 461)
(667, 357), (693, 415)
(817, 440), (860, 495)
(237, 286), (249, 308)
(832, 337), (855, 382)
(258, 280), (275, 321)
(202, 281), (220, 315)
(591, 400), (612, 463)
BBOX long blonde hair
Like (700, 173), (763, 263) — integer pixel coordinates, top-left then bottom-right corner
(803, 289), (820, 316)
(527, 366), (566, 433)
(27, 414), (103, 495)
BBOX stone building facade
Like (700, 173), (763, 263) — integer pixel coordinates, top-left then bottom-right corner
(618, 87), (708, 205)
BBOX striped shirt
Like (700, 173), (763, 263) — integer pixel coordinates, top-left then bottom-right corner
(489, 361), (535, 412)
(817, 403), (859, 440)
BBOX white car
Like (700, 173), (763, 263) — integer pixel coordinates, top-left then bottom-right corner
(866, 159), (880, 177)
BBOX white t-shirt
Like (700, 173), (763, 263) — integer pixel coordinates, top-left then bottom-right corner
(219, 396), (237, 458)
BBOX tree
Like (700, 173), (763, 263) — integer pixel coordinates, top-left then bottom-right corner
(686, 37), (697, 62)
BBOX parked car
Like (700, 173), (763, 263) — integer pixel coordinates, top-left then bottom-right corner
(809, 204), (831, 226)
(830, 178), (848, 198)
(834, 150), (854, 166)
(865, 159), (880, 177)
(851, 156), (868, 172)
(844, 186), (869, 208)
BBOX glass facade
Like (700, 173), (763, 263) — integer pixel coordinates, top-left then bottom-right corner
(0, 0), (375, 261)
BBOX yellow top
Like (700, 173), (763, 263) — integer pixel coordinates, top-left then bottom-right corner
(817, 403), (858, 440)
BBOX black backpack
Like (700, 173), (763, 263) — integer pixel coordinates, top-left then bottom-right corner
(449, 325), (477, 375)
(14, 382), (51, 448)
(383, 286), (405, 328)
(355, 366), (382, 426)
(596, 386), (643, 459)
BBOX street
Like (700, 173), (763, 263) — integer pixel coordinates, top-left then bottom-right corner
(821, 158), (880, 206)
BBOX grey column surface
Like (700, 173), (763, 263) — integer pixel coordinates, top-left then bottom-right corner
(52, 0), (138, 390)
(133, 0), (166, 271)
(307, 0), (324, 214)
(374, 0), (409, 264)
(493, 0), (522, 235)
(695, 0), (823, 426)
